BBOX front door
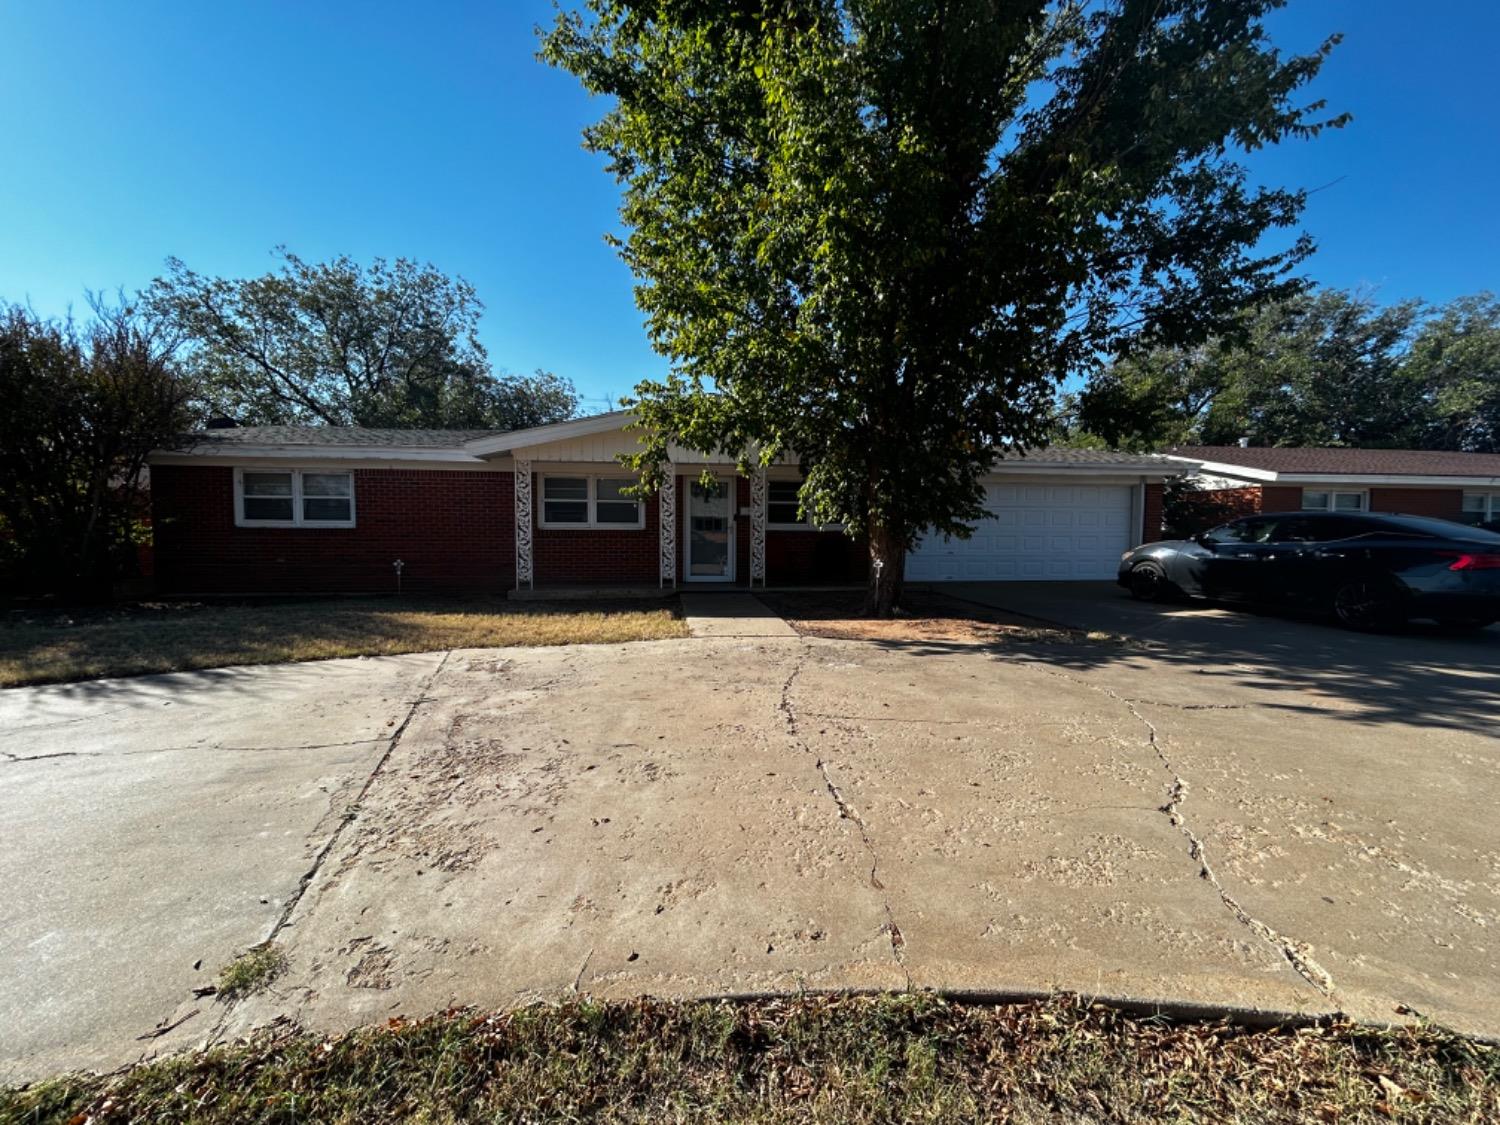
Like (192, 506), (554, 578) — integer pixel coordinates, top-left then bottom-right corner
(686, 479), (735, 582)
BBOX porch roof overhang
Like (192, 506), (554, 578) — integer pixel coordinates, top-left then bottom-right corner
(1165, 456), (1500, 489)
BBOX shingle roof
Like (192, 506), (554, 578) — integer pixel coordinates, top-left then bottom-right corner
(1000, 447), (1184, 467)
(1170, 445), (1500, 478)
(188, 426), (502, 448)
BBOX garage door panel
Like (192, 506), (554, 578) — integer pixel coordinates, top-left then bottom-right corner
(908, 482), (1134, 582)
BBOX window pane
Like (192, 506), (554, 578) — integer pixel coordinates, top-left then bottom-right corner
(543, 500), (589, 524)
(1333, 492), (1365, 512)
(768, 481), (800, 502)
(302, 472), (351, 497)
(1462, 493), (1488, 513)
(595, 479), (635, 502)
(768, 503), (802, 524)
(243, 496), (294, 521)
(243, 472), (292, 497)
(543, 477), (588, 500)
(1301, 491), (1330, 511)
(303, 497), (352, 522)
(595, 501), (640, 525)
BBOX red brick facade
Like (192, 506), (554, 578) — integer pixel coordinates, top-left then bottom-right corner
(152, 464), (516, 595)
(1196, 483), (1468, 521)
(153, 464), (1182, 594)
(1367, 487), (1464, 520)
(1200, 483), (1470, 522)
(1142, 482), (1165, 539)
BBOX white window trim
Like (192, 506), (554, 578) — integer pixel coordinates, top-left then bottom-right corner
(234, 467), (356, 528)
(1301, 488), (1368, 513)
(537, 473), (646, 530)
(765, 480), (845, 531)
(1462, 491), (1500, 521)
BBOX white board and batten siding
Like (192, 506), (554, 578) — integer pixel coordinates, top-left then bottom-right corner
(906, 482), (1135, 582)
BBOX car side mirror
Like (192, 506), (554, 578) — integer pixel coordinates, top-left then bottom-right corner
(1193, 533), (1216, 549)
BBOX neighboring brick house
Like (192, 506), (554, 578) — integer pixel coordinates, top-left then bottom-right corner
(1165, 446), (1500, 529)
(148, 413), (1186, 595)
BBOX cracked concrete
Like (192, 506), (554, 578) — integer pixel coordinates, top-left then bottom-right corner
(3, 605), (1498, 1082)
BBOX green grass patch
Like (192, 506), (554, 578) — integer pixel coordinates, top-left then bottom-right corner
(0, 597), (687, 687)
(3, 994), (1495, 1123)
(215, 944), (288, 1003)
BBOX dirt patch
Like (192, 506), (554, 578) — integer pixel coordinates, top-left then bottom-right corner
(761, 589), (1108, 645)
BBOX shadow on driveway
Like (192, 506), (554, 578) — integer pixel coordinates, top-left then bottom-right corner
(907, 581), (1500, 735)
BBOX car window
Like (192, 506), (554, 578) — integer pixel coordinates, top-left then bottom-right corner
(1204, 518), (1275, 544)
(1269, 515), (1367, 543)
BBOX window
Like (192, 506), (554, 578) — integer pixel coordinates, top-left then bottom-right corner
(767, 480), (803, 526)
(1302, 489), (1366, 513)
(1203, 517), (1276, 544)
(594, 478), (642, 525)
(236, 469), (354, 527)
(1460, 492), (1500, 527)
(539, 475), (644, 528)
(1267, 515), (1369, 543)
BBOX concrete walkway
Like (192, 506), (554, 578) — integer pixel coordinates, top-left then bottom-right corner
(681, 592), (799, 638)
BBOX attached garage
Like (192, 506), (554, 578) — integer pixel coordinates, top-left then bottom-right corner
(904, 451), (1184, 583)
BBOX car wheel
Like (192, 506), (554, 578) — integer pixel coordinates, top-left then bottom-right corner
(1128, 561), (1172, 602)
(1331, 579), (1401, 631)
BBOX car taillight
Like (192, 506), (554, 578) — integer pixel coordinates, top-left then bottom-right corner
(1447, 553), (1500, 571)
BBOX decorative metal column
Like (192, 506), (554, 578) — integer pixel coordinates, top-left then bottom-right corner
(514, 458), (533, 591)
(749, 467), (767, 587)
(658, 466), (676, 587)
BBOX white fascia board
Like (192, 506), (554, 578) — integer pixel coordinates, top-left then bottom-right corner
(1276, 472), (1500, 487)
(463, 409), (635, 456)
(1170, 457), (1500, 488)
(1165, 457), (1281, 482)
(987, 460), (1194, 480)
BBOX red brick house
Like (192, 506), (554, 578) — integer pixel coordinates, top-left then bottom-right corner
(1165, 446), (1500, 527)
(148, 412), (1185, 595)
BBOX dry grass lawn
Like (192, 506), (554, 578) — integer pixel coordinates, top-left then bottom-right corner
(4, 994), (1495, 1124)
(0, 597), (687, 687)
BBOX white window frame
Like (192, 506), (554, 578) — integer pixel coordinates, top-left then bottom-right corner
(1301, 488), (1367, 513)
(1461, 492), (1500, 523)
(537, 473), (646, 530)
(234, 468), (356, 528)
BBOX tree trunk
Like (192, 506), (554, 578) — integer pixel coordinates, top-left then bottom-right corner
(863, 524), (907, 618)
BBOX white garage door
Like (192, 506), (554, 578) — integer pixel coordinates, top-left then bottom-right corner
(906, 483), (1134, 581)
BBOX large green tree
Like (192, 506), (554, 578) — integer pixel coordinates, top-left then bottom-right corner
(148, 250), (579, 430)
(544, 0), (1344, 613)
(1071, 288), (1500, 452)
(0, 299), (192, 599)
(1073, 289), (1429, 450)
(1408, 293), (1500, 453)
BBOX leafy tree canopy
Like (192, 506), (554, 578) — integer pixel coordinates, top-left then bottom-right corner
(147, 249), (579, 430)
(0, 299), (192, 599)
(1069, 288), (1500, 452)
(543, 0), (1344, 613)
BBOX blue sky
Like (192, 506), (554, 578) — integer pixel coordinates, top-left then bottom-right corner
(1, 1), (1495, 411)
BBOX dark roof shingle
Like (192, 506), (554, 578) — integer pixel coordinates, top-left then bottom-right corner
(188, 426), (501, 448)
(1169, 445), (1500, 478)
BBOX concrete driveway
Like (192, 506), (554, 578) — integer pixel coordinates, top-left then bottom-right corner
(3, 606), (1498, 1082)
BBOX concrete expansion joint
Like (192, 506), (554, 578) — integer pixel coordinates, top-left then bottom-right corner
(779, 642), (910, 986)
(1016, 659), (1338, 1000)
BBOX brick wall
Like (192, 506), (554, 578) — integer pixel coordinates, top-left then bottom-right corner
(766, 529), (868, 584)
(1259, 485), (1304, 512)
(1368, 487), (1464, 520)
(1142, 482), (1165, 540)
(152, 464), (515, 594)
(533, 474), (661, 586)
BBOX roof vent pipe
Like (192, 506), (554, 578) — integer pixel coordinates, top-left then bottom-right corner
(1237, 436), (1250, 448)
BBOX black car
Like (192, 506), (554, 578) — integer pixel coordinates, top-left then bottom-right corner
(1118, 511), (1500, 630)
